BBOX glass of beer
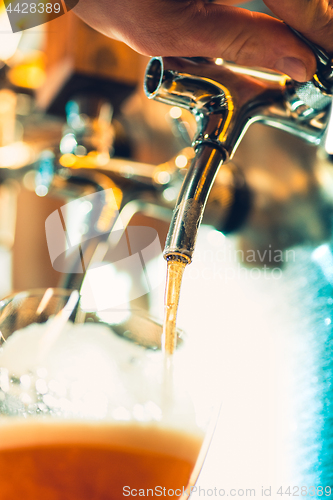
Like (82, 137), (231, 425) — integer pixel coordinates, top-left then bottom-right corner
(0, 289), (218, 500)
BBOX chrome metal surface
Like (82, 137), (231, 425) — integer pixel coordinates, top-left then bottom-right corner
(144, 54), (333, 262)
(164, 145), (225, 261)
(145, 56), (332, 158)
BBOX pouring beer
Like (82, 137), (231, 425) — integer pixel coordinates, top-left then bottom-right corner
(0, 289), (218, 499)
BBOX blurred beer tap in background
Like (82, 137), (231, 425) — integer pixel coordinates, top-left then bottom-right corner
(0, 11), (165, 293)
(0, 10), (250, 299)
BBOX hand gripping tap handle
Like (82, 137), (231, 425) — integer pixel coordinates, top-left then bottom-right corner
(287, 26), (333, 89)
(286, 28), (333, 157)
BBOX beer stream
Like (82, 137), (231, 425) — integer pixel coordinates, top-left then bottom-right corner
(162, 257), (187, 355)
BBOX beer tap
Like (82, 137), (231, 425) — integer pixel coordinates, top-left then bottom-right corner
(143, 41), (333, 488)
(144, 38), (333, 264)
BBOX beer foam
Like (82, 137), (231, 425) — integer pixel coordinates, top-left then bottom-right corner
(0, 320), (130, 376)
(0, 418), (204, 462)
(0, 321), (200, 431)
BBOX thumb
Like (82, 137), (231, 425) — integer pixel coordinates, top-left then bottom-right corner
(160, 4), (317, 82)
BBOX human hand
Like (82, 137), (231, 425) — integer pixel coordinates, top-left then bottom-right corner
(73, 0), (331, 82)
(264, 0), (333, 56)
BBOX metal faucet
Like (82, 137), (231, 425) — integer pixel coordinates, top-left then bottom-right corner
(144, 43), (333, 264)
(143, 47), (333, 489)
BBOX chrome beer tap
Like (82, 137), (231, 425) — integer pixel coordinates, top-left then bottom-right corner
(144, 38), (333, 264)
(143, 41), (333, 490)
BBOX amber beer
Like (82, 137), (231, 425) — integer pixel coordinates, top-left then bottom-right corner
(0, 419), (204, 500)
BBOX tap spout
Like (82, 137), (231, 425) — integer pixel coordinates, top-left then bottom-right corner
(164, 144), (225, 262)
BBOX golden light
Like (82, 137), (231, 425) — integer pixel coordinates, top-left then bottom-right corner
(169, 107), (182, 119)
(0, 142), (32, 168)
(175, 154), (188, 169)
(59, 154), (77, 168)
(8, 53), (45, 89)
(154, 169), (171, 185)
(226, 63), (288, 84)
(0, 5), (22, 61)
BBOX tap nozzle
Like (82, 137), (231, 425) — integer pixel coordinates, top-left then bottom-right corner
(163, 144), (226, 262)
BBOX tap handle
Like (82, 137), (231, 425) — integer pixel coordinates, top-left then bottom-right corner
(288, 26), (333, 90)
(286, 28), (333, 156)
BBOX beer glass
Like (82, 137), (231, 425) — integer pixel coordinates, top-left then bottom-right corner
(0, 288), (218, 500)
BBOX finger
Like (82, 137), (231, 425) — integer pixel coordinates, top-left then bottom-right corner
(211, 0), (253, 4)
(73, 0), (317, 81)
(264, 0), (333, 54)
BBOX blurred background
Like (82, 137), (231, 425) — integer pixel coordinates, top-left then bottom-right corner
(1, 0), (333, 496)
